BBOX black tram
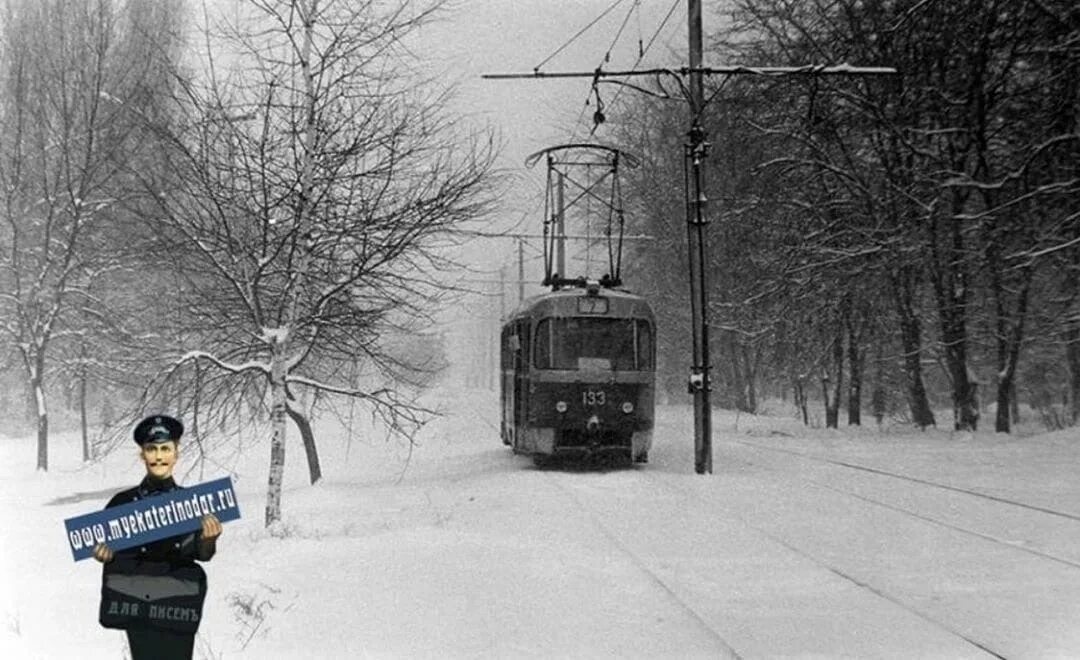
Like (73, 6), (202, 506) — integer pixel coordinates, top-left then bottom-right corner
(500, 282), (655, 465)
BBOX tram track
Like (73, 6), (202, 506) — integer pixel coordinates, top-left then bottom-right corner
(463, 391), (1073, 655)
(630, 467), (1010, 659)
(732, 439), (1080, 523)
(540, 461), (1016, 658)
(540, 469), (743, 659)
(731, 439), (1080, 570)
(815, 481), (1080, 570)
(455, 397), (1026, 655)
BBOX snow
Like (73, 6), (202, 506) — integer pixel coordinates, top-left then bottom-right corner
(34, 385), (45, 419)
(2, 392), (1079, 659)
(262, 328), (290, 345)
(175, 350), (271, 376)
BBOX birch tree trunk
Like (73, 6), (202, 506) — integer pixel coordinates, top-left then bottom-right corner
(30, 356), (48, 471)
(292, 0), (322, 489)
(17, 344), (51, 471)
(266, 0), (319, 527)
(265, 337), (288, 527)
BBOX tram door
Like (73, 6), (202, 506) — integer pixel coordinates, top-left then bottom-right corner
(501, 321), (528, 446)
(500, 325), (515, 443)
(514, 322), (530, 439)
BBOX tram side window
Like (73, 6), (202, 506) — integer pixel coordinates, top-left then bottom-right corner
(534, 321), (551, 369)
(636, 319), (654, 370)
(508, 321), (531, 368)
(519, 321), (530, 366)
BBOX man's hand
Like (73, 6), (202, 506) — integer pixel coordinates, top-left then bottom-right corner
(201, 514), (223, 541)
(197, 514), (222, 561)
(93, 543), (114, 563)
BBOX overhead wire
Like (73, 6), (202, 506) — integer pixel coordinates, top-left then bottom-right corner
(583, 0), (643, 133)
(520, 0), (682, 287)
(569, 0), (641, 140)
(514, 0), (632, 290)
(635, 0), (644, 58)
(569, 0), (682, 140)
(532, 0), (631, 72)
(639, 0), (682, 67)
(588, 0), (682, 137)
(603, 0), (640, 64)
(543, 0), (681, 286)
(505, 0), (630, 290)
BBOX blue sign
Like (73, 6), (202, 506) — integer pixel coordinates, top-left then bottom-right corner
(64, 477), (241, 562)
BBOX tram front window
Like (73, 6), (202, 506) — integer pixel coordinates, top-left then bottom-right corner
(534, 318), (652, 370)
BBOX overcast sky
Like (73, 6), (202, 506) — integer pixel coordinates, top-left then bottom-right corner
(417, 0), (693, 239)
(406, 0), (708, 380)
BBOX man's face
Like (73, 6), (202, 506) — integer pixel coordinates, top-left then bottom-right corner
(141, 441), (178, 479)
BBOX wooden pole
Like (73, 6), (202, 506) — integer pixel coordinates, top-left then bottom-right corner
(687, 0), (712, 474)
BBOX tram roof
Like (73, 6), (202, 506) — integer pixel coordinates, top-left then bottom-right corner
(504, 286), (653, 323)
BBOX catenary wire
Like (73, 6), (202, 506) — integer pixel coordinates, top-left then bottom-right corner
(603, 0), (641, 64)
(574, 0), (682, 140)
(533, 0), (631, 72)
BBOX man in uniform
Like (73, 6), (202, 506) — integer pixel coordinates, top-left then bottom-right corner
(93, 415), (223, 660)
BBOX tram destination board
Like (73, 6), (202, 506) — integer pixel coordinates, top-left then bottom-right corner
(577, 296), (608, 314)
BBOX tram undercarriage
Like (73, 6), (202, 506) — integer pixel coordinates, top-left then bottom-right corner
(513, 426), (652, 467)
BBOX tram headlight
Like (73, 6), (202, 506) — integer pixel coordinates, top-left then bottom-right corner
(622, 401), (634, 414)
(556, 401), (568, 413)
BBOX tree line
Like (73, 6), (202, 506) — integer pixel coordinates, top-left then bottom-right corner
(613, 0), (1078, 432)
(0, 0), (495, 526)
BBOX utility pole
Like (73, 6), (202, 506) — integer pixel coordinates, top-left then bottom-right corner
(686, 0), (711, 474)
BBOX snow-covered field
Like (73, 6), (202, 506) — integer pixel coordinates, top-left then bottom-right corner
(2, 391), (1079, 659)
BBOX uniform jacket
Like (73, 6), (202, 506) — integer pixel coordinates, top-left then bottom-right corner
(99, 476), (215, 634)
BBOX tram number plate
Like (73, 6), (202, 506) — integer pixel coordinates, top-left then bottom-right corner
(582, 390), (606, 406)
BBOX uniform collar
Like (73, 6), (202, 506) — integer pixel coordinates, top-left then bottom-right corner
(138, 475), (177, 495)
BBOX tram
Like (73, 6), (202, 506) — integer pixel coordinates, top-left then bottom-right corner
(500, 281), (655, 465)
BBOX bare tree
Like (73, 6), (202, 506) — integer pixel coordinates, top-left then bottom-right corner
(0, 0), (182, 469)
(134, 0), (495, 526)
(607, 0), (1079, 435)
(710, 0), (1078, 432)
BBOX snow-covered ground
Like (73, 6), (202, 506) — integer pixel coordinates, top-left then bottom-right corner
(2, 391), (1079, 659)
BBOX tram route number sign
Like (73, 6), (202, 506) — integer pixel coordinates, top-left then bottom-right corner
(578, 297), (608, 314)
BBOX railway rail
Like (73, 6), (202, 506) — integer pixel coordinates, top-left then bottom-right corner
(526, 434), (1080, 658)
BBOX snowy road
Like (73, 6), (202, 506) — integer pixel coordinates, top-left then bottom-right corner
(717, 439), (1080, 658)
(2, 400), (1079, 658)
